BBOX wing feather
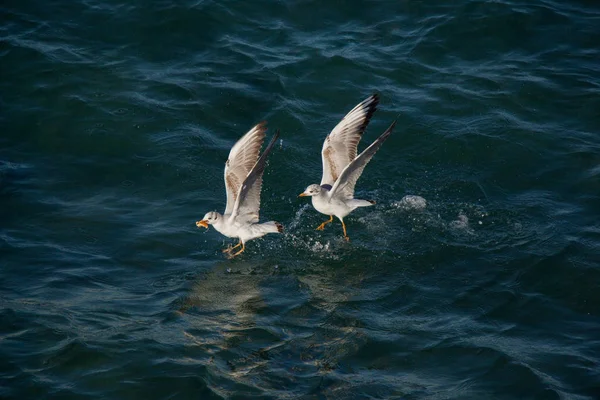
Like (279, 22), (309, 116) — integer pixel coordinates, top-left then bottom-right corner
(224, 122), (267, 215)
(230, 129), (280, 224)
(320, 94), (379, 186)
(330, 121), (396, 200)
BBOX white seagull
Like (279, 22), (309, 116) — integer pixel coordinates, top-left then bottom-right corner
(196, 122), (283, 258)
(299, 94), (396, 241)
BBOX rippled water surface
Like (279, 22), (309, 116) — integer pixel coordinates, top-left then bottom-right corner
(2, 0), (600, 398)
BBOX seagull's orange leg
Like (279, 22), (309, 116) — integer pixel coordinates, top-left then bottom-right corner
(223, 241), (242, 253)
(228, 242), (246, 258)
(316, 215), (334, 231)
(341, 220), (350, 242)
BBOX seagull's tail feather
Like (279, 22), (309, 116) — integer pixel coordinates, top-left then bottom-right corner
(275, 222), (284, 233)
(348, 199), (376, 208)
(260, 221), (284, 234)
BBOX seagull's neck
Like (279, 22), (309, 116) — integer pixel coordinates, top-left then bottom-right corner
(213, 215), (227, 233)
(318, 189), (330, 199)
(313, 190), (330, 204)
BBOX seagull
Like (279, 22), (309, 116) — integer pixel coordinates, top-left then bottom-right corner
(298, 94), (396, 241)
(196, 122), (283, 258)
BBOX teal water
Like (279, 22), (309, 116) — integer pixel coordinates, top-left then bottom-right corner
(2, 0), (600, 398)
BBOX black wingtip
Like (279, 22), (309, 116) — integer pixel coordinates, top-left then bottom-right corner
(358, 94), (379, 136)
(369, 93), (380, 108)
(251, 128), (280, 173)
(264, 129), (280, 153)
(377, 120), (396, 143)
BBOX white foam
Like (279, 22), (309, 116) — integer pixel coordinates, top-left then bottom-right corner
(450, 212), (469, 229)
(392, 195), (427, 211)
(308, 239), (332, 253)
(448, 212), (477, 237)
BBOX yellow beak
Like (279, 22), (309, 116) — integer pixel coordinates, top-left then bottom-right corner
(298, 193), (308, 197)
(196, 220), (209, 228)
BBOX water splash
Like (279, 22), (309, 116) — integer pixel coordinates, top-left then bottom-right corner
(286, 203), (312, 232)
(391, 195), (428, 211)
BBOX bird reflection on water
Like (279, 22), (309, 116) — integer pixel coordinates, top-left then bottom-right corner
(176, 258), (372, 396)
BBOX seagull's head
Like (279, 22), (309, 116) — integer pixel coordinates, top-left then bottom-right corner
(196, 211), (221, 229)
(299, 184), (322, 198)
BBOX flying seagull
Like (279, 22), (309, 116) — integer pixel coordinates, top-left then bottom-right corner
(196, 122), (283, 258)
(299, 94), (396, 241)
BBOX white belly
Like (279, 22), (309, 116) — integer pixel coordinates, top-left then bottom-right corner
(213, 223), (237, 239)
(312, 193), (352, 218)
(213, 218), (273, 242)
(213, 218), (243, 239)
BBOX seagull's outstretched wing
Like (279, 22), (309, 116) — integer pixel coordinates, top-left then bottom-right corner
(320, 94), (379, 186)
(224, 122), (267, 216)
(329, 121), (396, 200)
(230, 129), (280, 224)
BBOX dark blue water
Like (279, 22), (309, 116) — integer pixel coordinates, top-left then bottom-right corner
(1, 1), (600, 398)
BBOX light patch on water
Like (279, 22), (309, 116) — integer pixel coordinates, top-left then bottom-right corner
(450, 212), (469, 230)
(392, 195), (428, 211)
(448, 211), (477, 237)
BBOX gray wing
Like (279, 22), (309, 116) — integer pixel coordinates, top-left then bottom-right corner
(230, 129), (280, 224)
(224, 122), (267, 216)
(329, 121), (396, 200)
(320, 94), (379, 186)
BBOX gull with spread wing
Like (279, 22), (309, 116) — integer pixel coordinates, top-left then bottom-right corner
(196, 122), (283, 258)
(299, 94), (396, 241)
